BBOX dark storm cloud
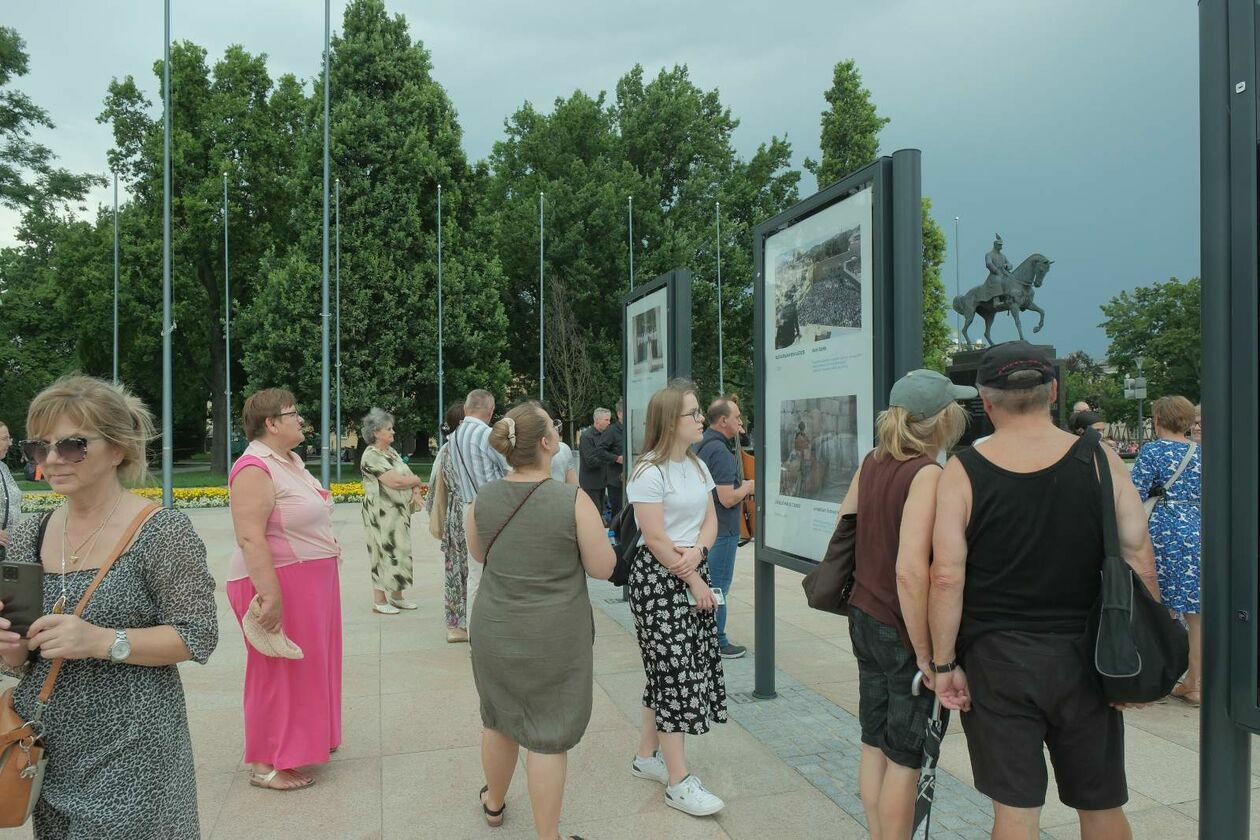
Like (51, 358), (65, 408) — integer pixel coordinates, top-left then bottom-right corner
(4, 0), (1198, 357)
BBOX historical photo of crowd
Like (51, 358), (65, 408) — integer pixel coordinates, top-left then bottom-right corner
(632, 306), (665, 375)
(773, 223), (863, 350)
(778, 396), (859, 504)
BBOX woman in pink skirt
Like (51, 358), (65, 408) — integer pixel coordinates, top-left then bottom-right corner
(227, 388), (343, 791)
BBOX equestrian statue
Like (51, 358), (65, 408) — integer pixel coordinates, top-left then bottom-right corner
(952, 234), (1054, 346)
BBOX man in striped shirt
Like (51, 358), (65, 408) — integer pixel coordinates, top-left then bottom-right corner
(449, 389), (508, 619)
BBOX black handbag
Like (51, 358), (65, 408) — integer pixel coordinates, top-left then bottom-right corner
(1085, 434), (1189, 704)
(608, 502), (638, 587)
(801, 513), (856, 615)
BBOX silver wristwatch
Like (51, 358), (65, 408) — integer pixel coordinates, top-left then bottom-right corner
(108, 629), (132, 663)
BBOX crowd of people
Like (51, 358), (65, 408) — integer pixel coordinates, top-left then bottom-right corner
(0, 343), (1206, 839)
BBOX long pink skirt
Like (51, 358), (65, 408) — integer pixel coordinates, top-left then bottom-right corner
(226, 557), (343, 769)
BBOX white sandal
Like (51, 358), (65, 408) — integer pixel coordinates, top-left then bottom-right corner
(388, 597), (418, 610)
(373, 602), (400, 615)
(249, 768), (313, 791)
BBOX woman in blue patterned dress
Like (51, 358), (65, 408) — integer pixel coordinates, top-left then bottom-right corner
(1130, 396), (1201, 705)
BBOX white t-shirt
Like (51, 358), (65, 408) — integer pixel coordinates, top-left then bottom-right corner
(626, 452), (716, 546)
(550, 442), (576, 483)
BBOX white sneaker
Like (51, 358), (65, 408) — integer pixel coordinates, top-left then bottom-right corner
(665, 775), (724, 816)
(630, 751), (668, 784)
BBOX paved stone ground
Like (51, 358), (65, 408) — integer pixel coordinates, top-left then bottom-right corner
(0, 504), (1247, 839)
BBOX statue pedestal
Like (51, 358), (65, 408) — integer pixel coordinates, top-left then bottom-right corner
(947, 345), (1067, 447)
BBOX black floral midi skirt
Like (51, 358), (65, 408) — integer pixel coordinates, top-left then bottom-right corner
(627, 546), (727, 735)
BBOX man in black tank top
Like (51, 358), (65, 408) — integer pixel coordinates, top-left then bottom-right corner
(926, 342), (1158, 840)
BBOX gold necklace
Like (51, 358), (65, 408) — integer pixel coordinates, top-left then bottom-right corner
(54, 492), (125, 613)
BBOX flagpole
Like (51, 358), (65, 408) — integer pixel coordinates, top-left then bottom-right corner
(437, 183), (444, 446)
(320, 0), (331, 488)
(716, 201), (724, 394)
(112, 172), (119, 384)
(539, 191), (545, 401)
(224, 171), (233, 475)
(335, 177), (342, 482)
(161, 0), (173, 507)
(628, 195), (634, 290)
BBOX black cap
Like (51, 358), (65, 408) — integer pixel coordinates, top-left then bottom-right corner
(976, 341), (1055, 389)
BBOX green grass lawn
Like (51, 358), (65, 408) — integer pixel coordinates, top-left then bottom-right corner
(16, 460), (434, 492)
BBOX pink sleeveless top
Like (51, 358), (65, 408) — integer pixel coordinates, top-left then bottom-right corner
(227, 440), (340, 581)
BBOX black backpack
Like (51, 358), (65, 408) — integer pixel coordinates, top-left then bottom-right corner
(608, 502), (638, 586)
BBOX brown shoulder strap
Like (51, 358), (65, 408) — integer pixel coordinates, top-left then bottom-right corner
(482, 481), (547, 564)
(37, 502), (161, 703)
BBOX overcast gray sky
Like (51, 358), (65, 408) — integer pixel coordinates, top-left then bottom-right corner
(4, 0), (1199, 358)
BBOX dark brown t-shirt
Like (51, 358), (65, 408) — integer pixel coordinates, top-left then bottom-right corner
(848, 451), (940, 653)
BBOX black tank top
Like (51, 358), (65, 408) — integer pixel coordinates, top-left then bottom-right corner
(955, 434), (1104, 647)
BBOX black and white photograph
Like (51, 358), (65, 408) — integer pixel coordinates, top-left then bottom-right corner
(773, 224), (862, 350)
(632, 307), (664, 374)
(777, 395), (859, 504)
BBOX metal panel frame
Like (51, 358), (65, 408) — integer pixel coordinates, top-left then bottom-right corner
(621, 269), (694, 473)
(750, 151), (922, 697)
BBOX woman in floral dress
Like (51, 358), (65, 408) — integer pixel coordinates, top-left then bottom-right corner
(427, 402), (470, 642)
(1130, 395), (1202, 705)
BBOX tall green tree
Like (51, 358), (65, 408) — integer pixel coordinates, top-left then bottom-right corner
(806, 59), (949, 372)
(803, 59), (888, 189)
(486, 65), (799, 421)
(99, 43), (309, 470)
(0, 27), (100, 211)
(1100, 276), (1202, 405)
(242, 0), (508, 450)
(0, 28), (104, 442)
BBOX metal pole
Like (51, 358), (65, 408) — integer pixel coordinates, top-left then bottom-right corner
(539, 191), (545, 401)
(112, 172), (119, 384)
(335, 177), (341, 482)
(161, 0), (173, 507)
(319, 0), (331, 488)
(716, 201), (724, 394)
(1199, 2), (1253, 834)
(1136, 359), (1144, 449)
(224, 172), (232, 475)
(437, 184), (444, 447)
(628, 195), (634, 290)
(954, 217), (961, 342)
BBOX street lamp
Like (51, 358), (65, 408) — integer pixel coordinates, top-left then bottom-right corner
(1123, 359), (1148, 448)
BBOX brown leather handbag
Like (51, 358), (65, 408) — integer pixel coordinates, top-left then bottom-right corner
(0, 503), (157, 827)
(801, 513), (857, 615)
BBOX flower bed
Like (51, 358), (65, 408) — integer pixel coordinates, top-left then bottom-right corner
(20, 482), (425, 513)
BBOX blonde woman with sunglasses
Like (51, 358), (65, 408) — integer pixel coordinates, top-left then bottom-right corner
(0, 376), (218, 839)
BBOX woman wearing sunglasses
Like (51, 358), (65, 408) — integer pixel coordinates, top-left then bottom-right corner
(226, 389), (343, 791)
(0, 375), (218, 839)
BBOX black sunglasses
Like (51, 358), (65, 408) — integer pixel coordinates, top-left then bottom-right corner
(20, 436), (100, 465)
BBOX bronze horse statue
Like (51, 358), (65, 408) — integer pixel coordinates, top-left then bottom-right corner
(953, 253), (1053, 346)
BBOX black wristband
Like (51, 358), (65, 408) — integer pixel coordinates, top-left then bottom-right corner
(929, 658), (958, 674)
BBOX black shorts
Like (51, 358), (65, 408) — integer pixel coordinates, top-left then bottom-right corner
(849, 607), (943, 768)
(961, 631), (1128, 810)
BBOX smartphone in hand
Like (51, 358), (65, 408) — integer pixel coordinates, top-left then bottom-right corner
(686, 587), (727, 607)
(0, 563), (44, 636)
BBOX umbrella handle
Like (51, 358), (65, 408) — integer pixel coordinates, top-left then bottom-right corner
(912, 670), (925, 696)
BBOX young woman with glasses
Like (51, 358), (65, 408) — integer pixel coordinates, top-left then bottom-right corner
(624, 381), (727, 817)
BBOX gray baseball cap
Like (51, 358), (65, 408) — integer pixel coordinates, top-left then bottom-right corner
(888, 369), (978, 421)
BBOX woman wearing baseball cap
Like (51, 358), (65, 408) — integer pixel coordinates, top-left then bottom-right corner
(835, 369), (974, 839)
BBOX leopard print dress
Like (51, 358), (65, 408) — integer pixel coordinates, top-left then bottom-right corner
(9, 508), (219, 840)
